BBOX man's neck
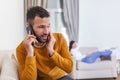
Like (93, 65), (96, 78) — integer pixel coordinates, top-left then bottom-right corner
(34, 42), (46, 48)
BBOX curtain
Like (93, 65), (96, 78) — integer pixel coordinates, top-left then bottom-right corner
(24, 0), (47, 23)
(63, 0), (79, 42)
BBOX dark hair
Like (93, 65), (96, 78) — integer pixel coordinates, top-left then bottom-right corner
(27, 6), (50, 25)
(69, 40), (75, 51)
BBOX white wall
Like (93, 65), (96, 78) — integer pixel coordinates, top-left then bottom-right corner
(0, 0), (25, 50)
(79, 0), (120, 50)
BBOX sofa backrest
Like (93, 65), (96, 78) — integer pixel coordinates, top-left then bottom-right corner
(79, 47), (98, 55)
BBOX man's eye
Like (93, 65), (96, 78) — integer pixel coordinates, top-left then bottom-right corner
(38, 26), (44, 28)
(38, 25), (50, 28)
(48, 26), (50, 28)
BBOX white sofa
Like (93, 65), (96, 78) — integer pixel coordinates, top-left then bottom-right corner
(0, 50), (18, 80)
(70, 47), (117, 80)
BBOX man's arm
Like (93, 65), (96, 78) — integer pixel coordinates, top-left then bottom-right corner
(50, 34), (73, 73)
(16, 44), (37, 80)
(16, 31), (38, 80)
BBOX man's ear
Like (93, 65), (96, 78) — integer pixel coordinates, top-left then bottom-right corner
(26, 22), (30, 28)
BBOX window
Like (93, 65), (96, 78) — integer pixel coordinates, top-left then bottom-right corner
(46, 0), (69, 44)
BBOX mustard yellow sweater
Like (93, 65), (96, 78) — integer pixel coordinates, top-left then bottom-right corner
(16, 33), (73, 80)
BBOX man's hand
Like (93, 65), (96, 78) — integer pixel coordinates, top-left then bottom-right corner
(23, 31), (38, 56)
(46, 32), (56, 56)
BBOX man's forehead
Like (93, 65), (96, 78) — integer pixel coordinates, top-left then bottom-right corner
(34, 16), (50, 21)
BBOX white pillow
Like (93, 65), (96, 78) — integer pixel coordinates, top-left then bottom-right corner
(0, 50), (13, 71)
(0, 53), (18, 80)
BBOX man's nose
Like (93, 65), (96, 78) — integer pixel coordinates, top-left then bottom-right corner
(43, 27), (50, 34)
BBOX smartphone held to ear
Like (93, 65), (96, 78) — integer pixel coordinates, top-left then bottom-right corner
(26, 26), (42, 43)
(26, 25), (32, 34)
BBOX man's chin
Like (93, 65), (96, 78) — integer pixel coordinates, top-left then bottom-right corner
(41, 39), (47, 43)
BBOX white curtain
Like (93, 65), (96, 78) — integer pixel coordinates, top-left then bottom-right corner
(24, 0), (47, 23)
(63, 0), (79, 42)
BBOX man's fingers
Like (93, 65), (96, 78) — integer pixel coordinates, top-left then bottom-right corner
(49, 32), (56, 43)
(29, 37), (38, 45)
(50, 32), (53, 38)
(26, 34), (36, 40)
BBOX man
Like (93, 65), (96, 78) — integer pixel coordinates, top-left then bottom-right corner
(16, 6), (73, 80)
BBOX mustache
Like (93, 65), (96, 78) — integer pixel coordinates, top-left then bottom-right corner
(40, 34), (49, 37)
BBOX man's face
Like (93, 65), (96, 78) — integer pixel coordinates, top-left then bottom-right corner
(32, 16), (50, 43)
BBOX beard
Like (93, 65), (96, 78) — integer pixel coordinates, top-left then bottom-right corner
(36, 34), (49, 43)
(31, 28), (50, 43)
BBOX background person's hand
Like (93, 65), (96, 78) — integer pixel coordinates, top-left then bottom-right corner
(23, 31), (38, 56)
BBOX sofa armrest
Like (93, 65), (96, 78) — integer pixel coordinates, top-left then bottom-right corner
(111, 55), (117, 61)
(111, 55), (117, 67)
(72, 56), (77, 70)
(0, 54), (18, 80)
(69, 56), (78, 78)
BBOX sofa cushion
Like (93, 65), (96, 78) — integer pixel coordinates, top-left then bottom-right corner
(0, 53), (18, 80)
(77, 60), (113, 70)
(0, 50), (14, 72)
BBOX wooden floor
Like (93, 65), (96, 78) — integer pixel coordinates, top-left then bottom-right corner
(94, 75), (120, 80)
(77, 74), (120, 80)
(117, 75), (120, 80)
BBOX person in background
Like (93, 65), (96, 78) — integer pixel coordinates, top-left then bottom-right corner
(16, 6), (73, 80)
(69, 41), (86, 61)
(69, 40), (112, 63)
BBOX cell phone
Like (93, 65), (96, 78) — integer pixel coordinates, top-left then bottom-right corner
(26, 26), (50, 43)
(26, 25), (32, 34)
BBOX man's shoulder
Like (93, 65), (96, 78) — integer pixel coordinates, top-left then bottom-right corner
(53, 32), (62, 35)
(53, 32), (67, 44)
(16, 41), (24, 51)
(53, 32), (63, 38)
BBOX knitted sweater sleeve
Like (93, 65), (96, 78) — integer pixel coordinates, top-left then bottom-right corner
(50, 33), (73, 73)
(16, 43), (37, 80)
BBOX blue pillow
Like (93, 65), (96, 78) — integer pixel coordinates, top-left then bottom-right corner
(81, 50), (112, 63)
